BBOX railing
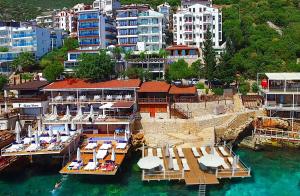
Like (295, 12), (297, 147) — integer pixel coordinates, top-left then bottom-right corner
(142, 169), (184, 181)
(10, 96), (48, 103)
(138, 98), (169, 103)
(12, 33), (35, 38)
(50, 96), (134, 104)
(255, 128), (300, 141)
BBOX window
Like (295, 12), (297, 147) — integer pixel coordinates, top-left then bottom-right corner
(200, 16), (202, 21)
(213, 16), (215, 20)
(213, 25), (215, 29)
(200, 25), (202, 29)
(213, 33), (215, 38)
(193, 34), (195, 38)
(179, 17), (182, 21)
(193, 8), (195, 12)
(180, 26), (182, 30)
(180, 34), (182, 38)
(193, 25), (195, 29)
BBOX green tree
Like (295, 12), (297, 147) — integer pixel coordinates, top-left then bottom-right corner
(167, 59), (191, 81)
(75, 50), (115, 81)
(43, 62), (64, 82)
(0, 47), (8, 52)
(123, 67), (152, 81)
(190, 60), (203, 78)
(63, 38), (79, 51)
(0, 75), (8, 91)
(21, 72), (33, 82)
(202, 29), (216, 87)
(11, 52), (36, 72)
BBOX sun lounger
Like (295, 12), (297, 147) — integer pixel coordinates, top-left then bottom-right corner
(40, 137), (52, 143)
(156, 148), (162, 158)
(169, 148), (175, 158)
(96, 150), (108, 159)
(218, 146), (229, 156)
(73, 115), (83, 121)
(116, 143), (127, 149)
(85, 143), (98, 150)
(222, 158), (230, 169)
(192, 147), (200, 157)
(228, 157), (240, 169)
(200, 147), (209, 156)
(181, 158), (190, 171)
(100, 143), (112, 150)
(26, 144), (39, 152)
(173, 159), (180, 171)
(5, 144), (23, 152)
(147, 148), (153, 156)
(177, 148), (185, 158)
(84, 162), (98, 170)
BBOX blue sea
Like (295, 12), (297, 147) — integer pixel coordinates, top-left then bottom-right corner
(0, 148), (299, 195)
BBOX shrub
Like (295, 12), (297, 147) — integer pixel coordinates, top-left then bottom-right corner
(251, 82), (259, 93)
(196, 82), (205, 89)
(239, 82), (250, 95)
(212, 87), (224, 96)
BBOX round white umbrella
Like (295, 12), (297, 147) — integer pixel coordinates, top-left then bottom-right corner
(15, 121), (21, 144)
(77, 106), (83, 116)
(137, 156), (162, 170)
(53, 105), (57, 116)
(65, 123), (70, 135)
(198, 154), (225, 168)
(71, 120), (76, 130)
(48, 126), (53, 137)
(56, 132), (61, 142)
(76, 147), (81, 162)
(38, 120), (42, 134)
(168, 156), (173, 170)
(27, 125), (32, 138)
(111, 148), (115, 162)
(89, 105), (94, 116)
(35, 133), (40, 147)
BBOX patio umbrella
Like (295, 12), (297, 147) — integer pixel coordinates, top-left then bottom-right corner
(65, 123), (70, 135)
(4, 102), (8, 112)
(53, 105), (57, 116)
(76, 147), (81, 162)
(111, 148), (116, 162)
(27, 125), (32, 138)
(89, 105), (94, 116)
(93, 149), (97, 163)
(210, 146), (214, 155)
(165, 144), (170, 157)
(137, 156), (161, 170)
(124, 132), (128, 141)
(56, 132), (61, 142)
(77, 106), (83, 116)
(66, 105), (70, 116)
(38, 120), (42, 135)
(35, 132), (40, 147)
(71, 120), (76, 130)
(198, 154), (225, 168)
(168, 156), (173, 170)
(15, 121), (21, 144)
(48, 126), (53, 137)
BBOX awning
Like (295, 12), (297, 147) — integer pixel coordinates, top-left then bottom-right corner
(99, 103), (113, 109)
(112, 101), (134, 109)
(265, 73), (300, 81)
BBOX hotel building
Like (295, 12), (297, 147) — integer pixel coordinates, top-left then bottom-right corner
(116, 4), (165, 52)
(173, 4), (224, 54)
(181, 0), (212, 8)
(93, 0), (121, 16)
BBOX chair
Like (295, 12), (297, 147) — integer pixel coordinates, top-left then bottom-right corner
(192, 147), (200, 157)
(177, 147), (185, 158)
(181, 158), (190, 171)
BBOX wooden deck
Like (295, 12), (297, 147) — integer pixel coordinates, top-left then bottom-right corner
(142, 146), (251, 185)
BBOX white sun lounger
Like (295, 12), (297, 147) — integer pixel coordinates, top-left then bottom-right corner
(26, 144), (39, 152)
(85, 143), (98, 150)
(47, 143), (56, 151)
(177, 148), (185, 158)
(181, 158), (190, 171)
(192, 147), (200, 157)
(60, 115), (71, 121)
(84, 162), (97, 170)
(147, 148), (153, 156)
(219, 146), (229, 156)
(73, 115), (83, 121)
(200, 147), (209, 156)
(5, 144), (23, 152)
(116, 143), (127, 149)
(228, 157), (240, 169)
(100, 143), (112, 150)
(169, 148), (175, 158)
(156, 148), (162, 158)
(96, 149), (108, 159)
(222, 158), (230, 169)
(173, 159), (180, 171)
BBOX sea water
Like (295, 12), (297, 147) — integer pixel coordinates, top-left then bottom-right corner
(0, 148), (299, 196)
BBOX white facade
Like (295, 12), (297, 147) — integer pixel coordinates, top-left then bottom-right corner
(116, 6), (165, 52)
(93, 0), (121, 15)
(0, 25), (62, 63)
(181, 0), (212, 8)
(54, 10), (77, 33)
(173, 4), (223, 51)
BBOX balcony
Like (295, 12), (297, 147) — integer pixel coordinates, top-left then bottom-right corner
(13, 42), (35, 47)
(12, 33), (35, 38)
(138, 97), (169, 104)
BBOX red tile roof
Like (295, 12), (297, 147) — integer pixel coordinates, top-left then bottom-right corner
(138, 81), (170, 93)
(43, 79), (141, 90)
(112, 101), (134, 108)
(5, 80), (49, 91)
(169, 85), (197, 95)
(166, 45), (199, 51)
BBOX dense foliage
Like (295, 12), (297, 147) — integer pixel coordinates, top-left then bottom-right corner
(75, 50), (115, 81)
(43, 62), (64, 82)
(0, 75), (8, 91)
(123, 67), (152, 81)
(167, 59), (192, 80)
(11, 52), (37, 72)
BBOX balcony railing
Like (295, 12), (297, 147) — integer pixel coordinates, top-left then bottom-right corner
(12, 33), (35, 38)
(138, 97), (169, 103)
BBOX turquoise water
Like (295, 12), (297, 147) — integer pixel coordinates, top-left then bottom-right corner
(0, 148), (300, 195)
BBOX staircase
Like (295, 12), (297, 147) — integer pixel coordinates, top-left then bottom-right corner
(170, 104), (192, 119)
(198, 176), (206, 196)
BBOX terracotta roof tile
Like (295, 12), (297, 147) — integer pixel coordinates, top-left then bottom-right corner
(169, 85), (197, 95)
(5, 80), (49, 91)
(138, 81), (170, 93)
(43, 79), (141, 90)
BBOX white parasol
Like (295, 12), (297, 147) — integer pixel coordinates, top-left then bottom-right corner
(15, 121), (21, 144)
(65, 123), (70, 135)
(27, 125), (32, 138)
(137, 156), (162, 170)
(76, 147), (81, 162)
(111, 148), (115, 162)
(198, 154), (225, 168)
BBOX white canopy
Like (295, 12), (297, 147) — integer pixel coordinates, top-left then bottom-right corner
(53, 105), (57, 116)
(265, 73), (300, 81)
(77, 106), (83, 116)
(38, 120), (42, 134)
(198, 154), (225, 168)
(165, 144), (170, 157)
(27, 125), (32, 138)
(89, 105), (94, 116)
(15, 121), (21, 144)
(111, 148), (115, 162)
(76, 147), (81, 161)
(168, 156), (173, 169)
(124, 132), (128, 141)
(99, 103), (113, 109)
(137, 156), (162, 170)
(56, 132), (61, 142)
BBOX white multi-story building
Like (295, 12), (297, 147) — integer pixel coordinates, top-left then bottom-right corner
(116, 4), (165, 52)
(173, 4), (223, 53)
(181, 0), (212, 8)
(54, 10), (77, 33)
(0, 23), (63, 73)
(93, 0), (121, 15)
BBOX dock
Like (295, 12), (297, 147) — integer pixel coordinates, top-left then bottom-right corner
(142, 145), (251, 185)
